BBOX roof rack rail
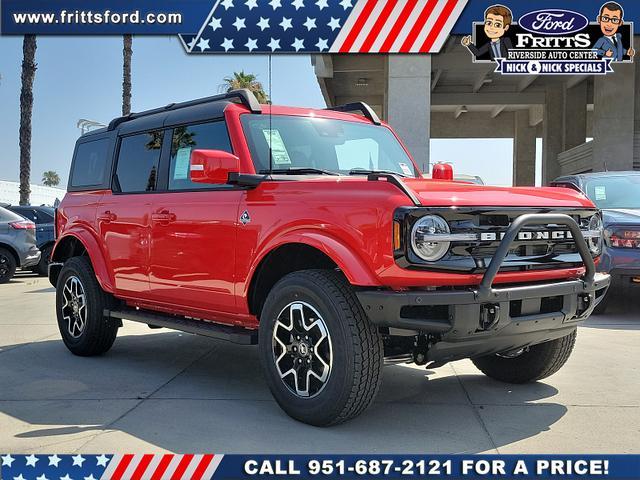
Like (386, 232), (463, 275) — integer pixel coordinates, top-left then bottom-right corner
(326, 102), (381, 125)
(107, 88), (262, 131)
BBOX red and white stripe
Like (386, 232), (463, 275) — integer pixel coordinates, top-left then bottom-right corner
(100, 454), (223, 480)
(330, 0), (468, 53)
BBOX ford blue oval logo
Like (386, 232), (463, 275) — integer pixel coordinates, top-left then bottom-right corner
(518, 9), (589, 35)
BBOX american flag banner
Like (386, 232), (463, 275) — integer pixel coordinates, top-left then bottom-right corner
(179, 0), (468, 54)
(0, 453), (223, 480)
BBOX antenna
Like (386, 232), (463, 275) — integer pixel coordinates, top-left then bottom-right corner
(268, 54), (273, 176)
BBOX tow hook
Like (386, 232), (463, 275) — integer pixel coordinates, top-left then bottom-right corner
(577, 293), (592, 316)
(479, 303), (500, 330)
(412, 335), (430, 365)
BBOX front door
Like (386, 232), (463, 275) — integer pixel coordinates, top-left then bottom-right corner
(148, 120), (242, 315)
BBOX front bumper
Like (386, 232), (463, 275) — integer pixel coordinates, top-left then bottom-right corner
(357, 273), (610, 363)
(357, 213), (611, 364)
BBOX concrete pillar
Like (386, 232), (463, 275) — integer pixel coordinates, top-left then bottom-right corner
(386, 55), (431, 172)
(592, 62), (635, 171)
(563, 81), (588, 150)
(542, 84), (564, 184)
(513, 110), (536, 186)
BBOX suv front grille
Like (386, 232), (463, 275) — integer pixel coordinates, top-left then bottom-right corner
(395, 207), (597, 273)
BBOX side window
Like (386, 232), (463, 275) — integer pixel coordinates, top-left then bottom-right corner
(70, 139), (110, 188)
(169, 121), (233, 190)
(115, 131), (163, 193)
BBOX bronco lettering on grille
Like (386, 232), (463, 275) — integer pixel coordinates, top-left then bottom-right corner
(479, 230), (574, 241)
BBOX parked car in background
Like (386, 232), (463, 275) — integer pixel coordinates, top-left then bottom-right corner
(552, 172), (640, 313)
(0, 206), (41, 283)
(6, 205), (55, 276)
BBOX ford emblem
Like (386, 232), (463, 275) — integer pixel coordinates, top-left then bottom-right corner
(518, 9), (589, 36)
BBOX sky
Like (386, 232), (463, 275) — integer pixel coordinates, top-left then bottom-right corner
(0, 36), (522, 187)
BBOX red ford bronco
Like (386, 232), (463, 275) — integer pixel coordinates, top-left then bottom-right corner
(50, 89), (610, 426)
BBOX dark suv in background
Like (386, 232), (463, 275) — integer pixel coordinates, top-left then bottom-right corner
(6, 205), (55, 276)
(0, 206), (41, 283)
(552, 172), (640, 313)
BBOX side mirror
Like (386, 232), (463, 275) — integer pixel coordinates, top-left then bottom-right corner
(190, 149), (240, 184)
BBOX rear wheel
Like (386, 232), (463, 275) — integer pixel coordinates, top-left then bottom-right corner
(259, 270), (383, 426)
(0, 248), (17, 284)
(472, 330), (577, 384)
(56, 256), (119, 356)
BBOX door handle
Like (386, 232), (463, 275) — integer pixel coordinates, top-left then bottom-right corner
(151, 210), (176, 223)
(98, 211), (117, 222)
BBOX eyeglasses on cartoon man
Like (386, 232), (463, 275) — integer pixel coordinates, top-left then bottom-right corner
(594, 1), (635, 61)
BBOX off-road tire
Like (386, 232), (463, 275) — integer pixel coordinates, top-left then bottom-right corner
(34, 244), (52, 277)
(472, 330), (577, 384)
(0, 247), (17, 284)
(56, 256), (119, 356)
(259, 269), (383, 426)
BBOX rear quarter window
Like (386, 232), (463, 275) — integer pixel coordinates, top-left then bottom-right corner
(0, 207), (24, 222)
(70, 138), (110, 189)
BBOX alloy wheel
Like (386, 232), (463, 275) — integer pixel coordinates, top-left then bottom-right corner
(61, 275), (87, 338)
(0, 254), (8, 278)
(272, 301), (333, 398)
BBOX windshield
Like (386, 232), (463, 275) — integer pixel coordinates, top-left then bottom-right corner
(240, 114), (417, 177)
(584, 175), (640, 209)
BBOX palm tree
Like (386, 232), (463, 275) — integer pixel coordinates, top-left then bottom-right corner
(122, 34), (132, 116)
(19, 35), (37, 206)
(223, 71), (268, 103)
(42, 170), (60, 187)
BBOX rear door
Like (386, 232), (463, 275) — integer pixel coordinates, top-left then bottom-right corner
(148, 120), (242, 314)
(98, 130), (164, 296)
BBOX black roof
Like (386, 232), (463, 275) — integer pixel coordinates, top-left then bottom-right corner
(82, 88), (261, 138)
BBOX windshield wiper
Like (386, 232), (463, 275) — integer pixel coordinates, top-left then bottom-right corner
(348, 168), (409, 178)
(259, 168), (340, 176)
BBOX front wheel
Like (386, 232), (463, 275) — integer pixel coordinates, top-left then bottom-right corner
(259, 270), (383, 426)
(472, 330), (577, 384)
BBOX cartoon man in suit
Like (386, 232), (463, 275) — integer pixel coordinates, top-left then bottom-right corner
(593, 2), (635, 61)
(461, 5), (513, 60)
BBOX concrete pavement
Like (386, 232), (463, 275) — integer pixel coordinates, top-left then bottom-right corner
(0, 271), (638, 454)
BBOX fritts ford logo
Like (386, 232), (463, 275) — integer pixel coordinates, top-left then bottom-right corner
(462, 2), (634, 75)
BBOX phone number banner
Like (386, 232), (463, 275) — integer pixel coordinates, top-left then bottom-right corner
(2, 454), (640, 479)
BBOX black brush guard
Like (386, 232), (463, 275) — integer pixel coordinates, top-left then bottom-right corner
(357, 214), (611, 363)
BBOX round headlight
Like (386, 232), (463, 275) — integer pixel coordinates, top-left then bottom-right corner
(411, 215), (451, 262)
(588, 214), (603, 255)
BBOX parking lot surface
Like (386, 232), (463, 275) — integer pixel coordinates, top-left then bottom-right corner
(1, 271), (639, 454)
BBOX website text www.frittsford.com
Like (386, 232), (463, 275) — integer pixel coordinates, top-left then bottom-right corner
(11, 9), (182, 26)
